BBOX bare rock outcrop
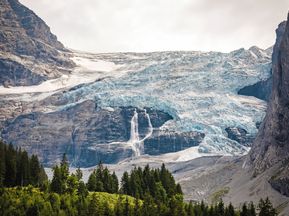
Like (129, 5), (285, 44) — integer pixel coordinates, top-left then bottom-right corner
(249, 14), (289, 196)
(0, 0), (74, 86)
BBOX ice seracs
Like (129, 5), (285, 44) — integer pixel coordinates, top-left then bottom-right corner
(0, 47), (271, 160)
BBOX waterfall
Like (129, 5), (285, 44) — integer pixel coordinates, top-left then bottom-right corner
(129, 109), (154, 157)
(139, 109), (153, 142)
(129, 110), (141, 156)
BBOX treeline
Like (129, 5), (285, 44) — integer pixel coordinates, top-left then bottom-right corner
(120, 164), (182, 200)
(87, 162), (118, 193)
(0, 141), (47, 187)
(0, 141), (278, 216)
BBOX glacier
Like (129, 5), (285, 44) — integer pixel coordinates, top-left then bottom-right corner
(0, 46), (272, 161)
(63, 48), (270, 156)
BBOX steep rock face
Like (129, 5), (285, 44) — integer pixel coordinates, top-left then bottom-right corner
(1, 100), (178, 167)
(0, 0), (74, 86)
(249, 16), (289, 195)
(144, 130), (205, 155)
(225, 127), (254, 147)
(238, 77), (272, 101)
(0, 58), (45, 86)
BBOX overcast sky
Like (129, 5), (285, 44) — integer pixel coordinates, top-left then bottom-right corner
(20, 0), (289, 53)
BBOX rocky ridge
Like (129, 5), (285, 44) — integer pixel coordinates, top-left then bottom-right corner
(248, 15), (289, 197)
(0, 0), (74, 86)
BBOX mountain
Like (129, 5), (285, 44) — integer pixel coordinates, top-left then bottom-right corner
(2, 0), (288, 213)
(171, 14), (289, 215)
(0, 0), (273, 167)
(1, 48), (271, 167)
(248, 16), (289, 196)
(0, 0), (74, 87)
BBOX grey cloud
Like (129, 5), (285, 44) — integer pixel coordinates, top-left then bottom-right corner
(20, 0), (289, 52)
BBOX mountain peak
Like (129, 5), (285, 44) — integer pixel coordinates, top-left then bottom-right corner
(0, 0), (65, 56)
(0, 0), (74, 86)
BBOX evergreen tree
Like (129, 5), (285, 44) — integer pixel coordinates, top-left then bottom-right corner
(187, 201), (194, 216)
(88, 193), (99, 216)
(216, 199), (225, 216)
(0, 141), (5, 187)
(123, 197), (132, 216)
(176, 183), (183, 194)
(103, 201), (114, 216)
(111, 172), (119, 193)
(60, 153), (69, 186)
(88, 193), (104, 216)
(121, 171), (130, 195)
(241, 203), (248, 216)
(225, 203), (235, 216)
(4, 144), (16, 187)
(248, 202), (256, 216)
(50, 165), (63, 194)
(78, 181), (88, 198)
(16, 150), (30, 186)
(87, 170), (97, 191)
(258, 197), (277, 216)
(115, 195), (124, 216)
(66, 174), (78, 194)
(75, 167), (83, 181)
(142, 192), (157, 216)
(30, 155), (41, 186)
(133, 196), (142, 216)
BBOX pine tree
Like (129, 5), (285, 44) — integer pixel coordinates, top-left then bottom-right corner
(241, 203), (248, 216)
(133, 196), (142, 216)
(87, 170), (97, 191)
(111, 172), (119, 193)
(49, 154), (70, 194)
(16, 150), (30, 186)
(121, 171), (130, 194)
(216, 199), (225, 216)
(248, 202), (256, 216)
(115, 195), (124, 216)
(50, 166), (63, 194)
(30, 155), (41, 186)
(176, 183), (183, 194)
(187, 201), (194, 216)
(0, 141), (5, 187)
(225, 203), (235, 216)
(60, 153), (69, 187)
(4, 144), (16, 187)
(75, 167), (83, 181)
(88, 193), (99, 216)
(142, 192), (157, 216)
(258, 197), (277, 216)
(103, 201), (114, 216)
(78, 181), (88, 198)
(123, 197), (131, 216)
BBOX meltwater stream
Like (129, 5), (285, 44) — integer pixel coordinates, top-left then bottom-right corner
(129, 109), (153, 156)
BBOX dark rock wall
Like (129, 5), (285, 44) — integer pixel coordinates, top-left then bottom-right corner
(249, 19), (289, 172)
(238, 76), (272, 101)
(144, 130), (205, 155)
(1, 100), (176, 167)
(0, 0), (74, 86)
(225, 127), (255, 147)
(0, 58), (46, 86)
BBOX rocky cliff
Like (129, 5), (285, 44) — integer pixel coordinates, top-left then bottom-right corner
(249, 14), (289, 196)
(0, 0), (74, 86)
(1, 99), (205, 167)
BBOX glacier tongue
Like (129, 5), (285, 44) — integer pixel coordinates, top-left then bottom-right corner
(66, 49), (269, 156)
(1, 47), (271, 159)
